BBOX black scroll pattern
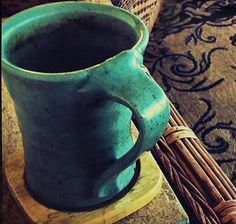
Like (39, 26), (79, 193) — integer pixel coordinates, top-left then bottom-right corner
(192, 98), (236, 184)
(145, 47), (226, 92)
(150, 0), (236, 45)
(144, 0), (236, 185)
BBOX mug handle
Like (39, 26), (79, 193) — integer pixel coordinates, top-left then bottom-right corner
(91, 64), (170, 197)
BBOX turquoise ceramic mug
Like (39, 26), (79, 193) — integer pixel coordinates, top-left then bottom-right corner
(2, 2), (170, 210)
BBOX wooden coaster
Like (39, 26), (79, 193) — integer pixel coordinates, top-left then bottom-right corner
(4, 149), (163, 224)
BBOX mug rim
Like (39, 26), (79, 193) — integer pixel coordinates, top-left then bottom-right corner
(1, 1), (149, 81)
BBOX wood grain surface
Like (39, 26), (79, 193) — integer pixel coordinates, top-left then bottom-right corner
(4, 148), (163, 224)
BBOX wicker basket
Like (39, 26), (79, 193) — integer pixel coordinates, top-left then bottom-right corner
(151, 101), (236, 224)
(1, 0), (162, 32)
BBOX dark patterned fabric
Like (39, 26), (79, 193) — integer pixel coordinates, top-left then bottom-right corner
(144, 0), (236, 185)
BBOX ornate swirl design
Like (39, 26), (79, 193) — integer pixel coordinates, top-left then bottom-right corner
(193, 98), (236, 154)
(145, 47), (226, 92)
(192, 98), (236, 184)
(152, 0), (236, 44)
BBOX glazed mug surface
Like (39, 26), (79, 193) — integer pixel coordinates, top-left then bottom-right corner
(2, 2), (170, 210)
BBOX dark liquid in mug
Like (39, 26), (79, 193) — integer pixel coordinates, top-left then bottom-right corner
(6, 14), (138, 73)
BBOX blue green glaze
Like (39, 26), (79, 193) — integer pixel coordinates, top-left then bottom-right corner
(2, 2), (170, 210)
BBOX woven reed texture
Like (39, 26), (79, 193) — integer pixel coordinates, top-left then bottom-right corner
(151, 101), (236, 224)
(113, 0), (163, 32)
(2, 0), (162, 32)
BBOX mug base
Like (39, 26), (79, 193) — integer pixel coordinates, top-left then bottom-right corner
(23, 160), (141, 212)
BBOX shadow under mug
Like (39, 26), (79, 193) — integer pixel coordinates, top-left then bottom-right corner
(2, 2), (170, 211)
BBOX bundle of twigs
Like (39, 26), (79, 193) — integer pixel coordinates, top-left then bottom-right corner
(151, 102), (236, 224)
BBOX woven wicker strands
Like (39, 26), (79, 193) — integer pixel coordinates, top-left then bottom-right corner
(2, 0), (162, 32)
(112, 0), (163, 32)
(151, 102), (236, 224)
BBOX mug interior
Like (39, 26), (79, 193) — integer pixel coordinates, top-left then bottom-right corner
(5, 11), (138, 73)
